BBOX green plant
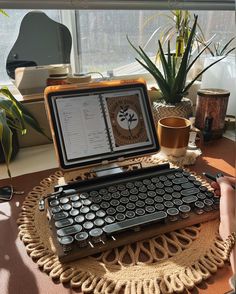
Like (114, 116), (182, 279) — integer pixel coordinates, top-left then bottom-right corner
(0, 87), (51, 177)
(205, 37), (236, 57)
(128, 15), (228, 105)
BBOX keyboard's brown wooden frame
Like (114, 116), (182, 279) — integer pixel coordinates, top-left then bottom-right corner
(50, 210), (219, 263)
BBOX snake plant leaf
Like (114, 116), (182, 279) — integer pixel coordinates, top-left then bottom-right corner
(0, 110), (12, 178)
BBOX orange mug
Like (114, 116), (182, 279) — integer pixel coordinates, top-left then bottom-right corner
(157, 116), (200, 159)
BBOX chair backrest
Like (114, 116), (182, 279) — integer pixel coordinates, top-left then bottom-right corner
(6, 11), (72, 79)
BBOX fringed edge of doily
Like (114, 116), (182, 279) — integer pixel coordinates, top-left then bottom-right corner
(17, 168), (229, 294)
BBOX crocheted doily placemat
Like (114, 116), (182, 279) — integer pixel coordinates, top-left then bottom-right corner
(17, 157), (228, 294)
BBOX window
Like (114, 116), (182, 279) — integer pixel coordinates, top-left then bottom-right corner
(0, 9), (235, 83)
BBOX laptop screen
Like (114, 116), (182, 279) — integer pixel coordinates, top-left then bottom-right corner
(45, 79), (159, 170)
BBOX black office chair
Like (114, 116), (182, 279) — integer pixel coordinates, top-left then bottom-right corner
(6, 11), (72, 79)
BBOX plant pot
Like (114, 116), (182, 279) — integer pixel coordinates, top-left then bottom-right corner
(152, 97), (193, 127)
(0, 128), (19, 163)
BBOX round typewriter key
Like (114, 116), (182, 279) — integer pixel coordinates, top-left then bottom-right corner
(100, 202), (110, 209)
(154, 196), (163, 203)
(134, 181), (143, 187)
(188, 175), (196, 181)
(70, 194), (79, 202)
(99, 188), (108, 195)
(212, 197), (220, 209)
(75, 215), (85, 223)
(62, 203), (72, 211)
(116, 205), (126, 213)
(106, 207), (116, 215)
(135, 208), (145, 216)
(82, 199), (92, 206)
(197, 192), (206, 200)
(179, 205), (191, 218)
(117, 184), (126, 191)
(80, 206), (90, 214)
(151, 177), (159, 183)
(60, 197), (69, 204)
(130, 195), (138, 202)
(173, 199), (183, 206)
(115, 213), (126, 221)
(143, 179), (151, 185)
(156, 189), (165, 195)
(175, 172), (183, 177)
(121, 190), (129, 197)
(182, 171), (190, 177)
(83, 221), (94, 230)
(164, 201), (174, 208)
(172, 191), (181, 198)
(193, 180), (202, 187)
(126, 182), (134, 189)
(126, 211), (135, 218)
(94, 218), (104, 227)
(55, 218), (74, 228)
(92, 195), (102, 204)
(136, 200), (145, 208)
(194, 201), (205, 214)
(173, 185), (182, 192)
(105, 215), (115, 224)
(89, 191), (99, 197)
(50, 199), (59, 207)
(90, 204), (100, 211)
(130, 187), (139, 195)
(85, 212), (96, 221)
(164, 180), (172, 187)
(199, 186), (208, 192)
(147, 191), (156, 198)
(205, 191), (214, 198)
(80, 192), (89, 199)
(147, 184), (156, 191)
(163, 194), (172, 201)
(96, 210), (106, 218)
(51, 206), (62, 214)
(112, 192), (120, 199)
(59, 235), (74, 252)
(108, 186), (117, 193)
(126, 202), (135, 210)
(53, 211), (69, 220)
(69, 209), (79, 217)
(120, 197), (129, 204)
(72, 201), (82, 209)
(155, 182), (164, 189)
(159, 175), (168, 182)
(167, 174), (175, 180)
(167, 208), (179, 221)
(139, 186), (147, 193)
(89, 228), (105, 243)
(203, 199), (214, 211)
(145, 206), (155, 213)
(155, 203), (165, 210)
(75, 231), (88, 247)
(145, 198), (154, 205)
(111, 199), (119, 207)
(165, 187), (174, 194)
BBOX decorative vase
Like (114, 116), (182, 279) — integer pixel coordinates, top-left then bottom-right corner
(152, 97), (193, 127)
(0, 128), (19, 163)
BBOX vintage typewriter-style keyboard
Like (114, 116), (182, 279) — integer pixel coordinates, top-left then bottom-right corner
(44, 164), (219, 262)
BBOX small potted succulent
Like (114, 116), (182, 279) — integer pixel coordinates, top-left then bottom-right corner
(128, 15), (228, 124)
(0, 87), (51, 177)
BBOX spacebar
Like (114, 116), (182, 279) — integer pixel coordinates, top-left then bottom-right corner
(103, 211), (167, 235)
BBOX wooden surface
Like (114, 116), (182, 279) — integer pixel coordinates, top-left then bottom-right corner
(0, 137), (235, 294)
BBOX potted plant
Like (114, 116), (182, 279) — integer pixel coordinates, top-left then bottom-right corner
(0, 87), (51, 177)
(128, 15), (228, 124)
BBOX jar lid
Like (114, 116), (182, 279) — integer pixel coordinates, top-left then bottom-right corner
(197, 88), (230, 97)
(48, 64), (70, 76)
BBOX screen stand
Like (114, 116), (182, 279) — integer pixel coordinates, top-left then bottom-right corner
(92, 163), (124, 177)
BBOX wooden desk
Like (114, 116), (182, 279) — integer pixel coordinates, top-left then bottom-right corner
(0, 137), (235, 294)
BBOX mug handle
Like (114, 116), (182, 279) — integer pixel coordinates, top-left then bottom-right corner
(188, 126), (203, 149)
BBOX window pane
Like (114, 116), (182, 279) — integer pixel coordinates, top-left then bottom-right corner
(75, 10), (235, 76)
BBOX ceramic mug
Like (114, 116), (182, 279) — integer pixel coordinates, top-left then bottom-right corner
(157, 116), (200, 159)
